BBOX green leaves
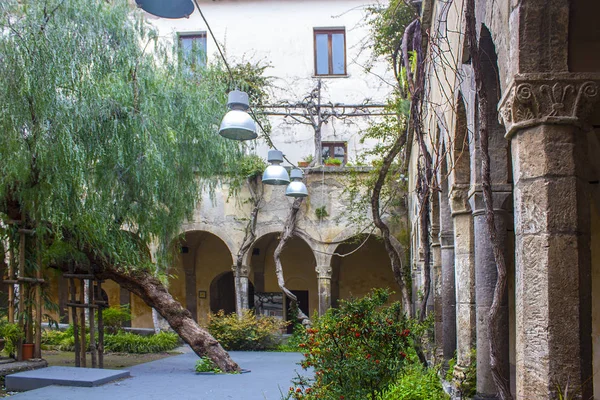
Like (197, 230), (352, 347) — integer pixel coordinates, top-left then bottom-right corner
(206, 309), (287, 351)
(291, 289), (418, 400)
(195, 356), (222, 374)
(0, 0), (243, 270)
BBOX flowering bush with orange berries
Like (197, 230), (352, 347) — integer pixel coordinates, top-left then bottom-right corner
(283, 289), (424, 400)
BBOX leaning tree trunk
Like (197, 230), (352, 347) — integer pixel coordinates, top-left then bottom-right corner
(234, 176), (262, 317)
(273, 197), (309, 323)
(370, 132), (412, 316)
(64, 259), (240, 373)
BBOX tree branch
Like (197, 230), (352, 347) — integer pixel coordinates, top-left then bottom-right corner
(465, 0), (513, 398)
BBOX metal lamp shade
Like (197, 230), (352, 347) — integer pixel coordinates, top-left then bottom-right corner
(135, 0), (195, 19)
(219, 110), (258, 141)
(285, 168), (308, 197)
(285, 181), (308, 197)
(262, 165), (290, 185)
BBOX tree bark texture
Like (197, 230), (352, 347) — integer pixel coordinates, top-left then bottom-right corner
(234, 176), (262, 317)
(464, 1), (513, 398)
(273, 197), (309, 323)
(403, 17), (432, 324)
(97, 265), (240, 373)
(370, 133), (412, 316)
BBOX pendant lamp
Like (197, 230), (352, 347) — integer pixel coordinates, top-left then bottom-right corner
(219, 90), (258, 141)
(285, 169), (308, 198)
(135, 0), (195, 19)
(262, 150), (290, 185)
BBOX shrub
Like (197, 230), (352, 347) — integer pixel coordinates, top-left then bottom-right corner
(103, 331), (179, 353)
(0, 320), (24, 357)
(207, 309), (287, 351)
(102, 306), (131, 335)
(43, 326), (179, 353)
(379, 365), (449, 400)
(278, 324), (308, 352)
(41, 329), (71, 349)
(195, 356), (222, 373)
(287, 289), (417, 400)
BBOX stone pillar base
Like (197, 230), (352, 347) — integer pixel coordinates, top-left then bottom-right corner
(472, 395), (499, 400)
(452, 363), (476, 398)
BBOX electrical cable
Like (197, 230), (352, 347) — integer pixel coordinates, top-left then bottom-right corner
(190, 0), (294, 165)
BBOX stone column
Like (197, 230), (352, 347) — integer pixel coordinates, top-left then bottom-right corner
(431, 205), (444, 358)
(440, 171), (457, 362)
(470, 190), (511, 399)
(449, 185), (476, 372)
(234, 265), (250, 314)
(440, 232), (456, 361)
(183, 252), (197, 322)
(316, 265), (332, 316)
(499, 74), (599, 399)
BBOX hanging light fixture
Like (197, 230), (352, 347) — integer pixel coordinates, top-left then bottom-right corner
(262, 150), (290, 185)
(285, 169), (308, 198)
(219, 90), (258, 141)
(135, 0), (195, 19)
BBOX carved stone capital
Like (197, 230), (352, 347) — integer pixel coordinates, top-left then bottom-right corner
(440, 232), (455, 248)
(232, 265), (250, 278)
(467, 187), (512, 216)
(499, 73), (600, 138)
(316, 265), (332, 279)
(449, 184), (471, 216)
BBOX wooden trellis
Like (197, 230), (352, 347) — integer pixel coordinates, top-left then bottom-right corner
(64, 266), (106, 369)
(2, 219), (105, 367)
(2, 219), (45, 361)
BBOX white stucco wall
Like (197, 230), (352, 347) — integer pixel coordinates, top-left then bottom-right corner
(141, 0), (392, 165)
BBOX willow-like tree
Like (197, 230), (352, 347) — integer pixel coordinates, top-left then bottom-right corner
(0, 0), (245, 372)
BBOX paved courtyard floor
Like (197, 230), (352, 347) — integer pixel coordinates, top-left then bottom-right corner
(8, 350), (306, 400)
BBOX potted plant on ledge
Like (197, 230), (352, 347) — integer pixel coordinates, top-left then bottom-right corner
(324, 157), (342, 167)
(298, 154), (313, 168)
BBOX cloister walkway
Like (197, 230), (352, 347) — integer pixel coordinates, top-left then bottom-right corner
(8, 350), (305, 400)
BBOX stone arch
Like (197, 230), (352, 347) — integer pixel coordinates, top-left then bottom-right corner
(471, 23), (514, 398)
(479, 24), (510, 185)
(330, 233), (403, 308)
(179, 222), (238, 259)
(243, 224), (285, 267)
(249, 231), (317, 319)
(452, 92), (471, 186)
(168, 230), (234, 324)
(325, 229), (405, 262)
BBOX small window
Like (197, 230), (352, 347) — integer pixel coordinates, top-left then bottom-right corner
(322, 142), (347, 164)
(314, 28), (346, 76)
(179, 33), (207, 68)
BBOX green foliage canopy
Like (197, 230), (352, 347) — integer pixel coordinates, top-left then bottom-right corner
(0, 0), (242, 268)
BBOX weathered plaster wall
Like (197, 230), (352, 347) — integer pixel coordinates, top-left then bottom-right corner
(196, 235), (234, 324)
(333, 237), (401, 304)
(144, 0), (393, 165)
(130, 294), (153, 329)
(103, 280), (121, 311)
